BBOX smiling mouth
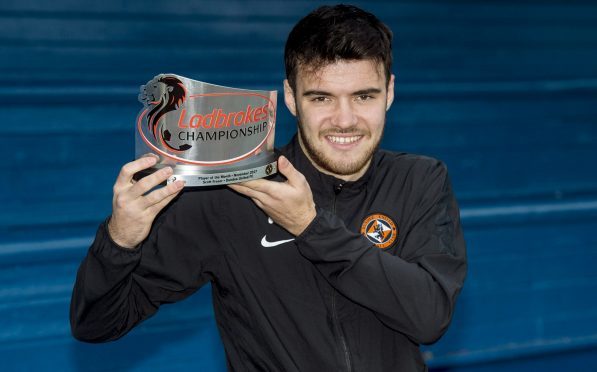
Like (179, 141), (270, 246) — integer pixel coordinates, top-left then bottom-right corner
(326, 135), (362, 144)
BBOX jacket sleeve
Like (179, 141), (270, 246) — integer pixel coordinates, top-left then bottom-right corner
(294, 161), (467, 345)
(70, 199), (213, 343)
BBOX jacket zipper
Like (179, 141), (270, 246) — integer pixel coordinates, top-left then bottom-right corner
(332, 183), (352, 372)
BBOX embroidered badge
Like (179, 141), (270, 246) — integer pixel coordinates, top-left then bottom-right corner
(360, 213), (398, 249)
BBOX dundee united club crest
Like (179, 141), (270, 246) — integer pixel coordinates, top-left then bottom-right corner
(360, 213), (398, 249)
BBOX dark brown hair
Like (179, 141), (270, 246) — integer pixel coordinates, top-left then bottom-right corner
(284, 4), (393, 90)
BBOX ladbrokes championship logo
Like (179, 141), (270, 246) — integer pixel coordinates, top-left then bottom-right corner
(134, 74), (278, 187)
(137, 74), (276, 166)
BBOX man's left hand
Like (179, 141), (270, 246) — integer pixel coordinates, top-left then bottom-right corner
(229, 156), (316, 236)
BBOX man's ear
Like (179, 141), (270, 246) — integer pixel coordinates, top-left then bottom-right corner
(284, 79), (297, 117)
(386, 74), (395, 111)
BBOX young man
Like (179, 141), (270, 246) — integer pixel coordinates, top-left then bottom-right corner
(71, 5), (467, 371)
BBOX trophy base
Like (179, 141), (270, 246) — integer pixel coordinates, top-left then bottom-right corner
(134, 160), (278, 187)
(170, 160), (278, 187)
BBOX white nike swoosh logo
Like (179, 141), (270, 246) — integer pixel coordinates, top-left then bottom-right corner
(261, 236), (295, 247)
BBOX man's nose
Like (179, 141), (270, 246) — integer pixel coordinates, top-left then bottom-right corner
(331, 100), (357, 129)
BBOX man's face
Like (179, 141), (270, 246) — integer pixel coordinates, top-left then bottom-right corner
(284, 60), (394, 181)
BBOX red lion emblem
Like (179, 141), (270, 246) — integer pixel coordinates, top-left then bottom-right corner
(139, 75), (191, 152)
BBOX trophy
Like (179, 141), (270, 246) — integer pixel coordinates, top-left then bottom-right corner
(135, 74), (277, 187)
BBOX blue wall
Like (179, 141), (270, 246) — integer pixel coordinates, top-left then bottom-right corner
(1, 1), (596, 370)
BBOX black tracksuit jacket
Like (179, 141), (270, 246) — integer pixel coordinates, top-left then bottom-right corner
(70, 136), (467, 371)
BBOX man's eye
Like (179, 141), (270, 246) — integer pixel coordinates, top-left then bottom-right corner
(356, 94), (374, 101)
(311, 96), (329, 102)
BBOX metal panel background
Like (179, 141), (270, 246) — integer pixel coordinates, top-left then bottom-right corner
(1, 0), (596, 370)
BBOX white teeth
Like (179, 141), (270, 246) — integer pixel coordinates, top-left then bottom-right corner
(327, 135), (360, 144)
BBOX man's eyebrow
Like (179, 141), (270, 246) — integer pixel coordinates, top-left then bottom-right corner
(302, 88), (383, 97)
(302, 90), (332, 97)
(353, 88), (382, 95)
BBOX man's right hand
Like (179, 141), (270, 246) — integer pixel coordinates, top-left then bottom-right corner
(108, 155), (185, 249)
